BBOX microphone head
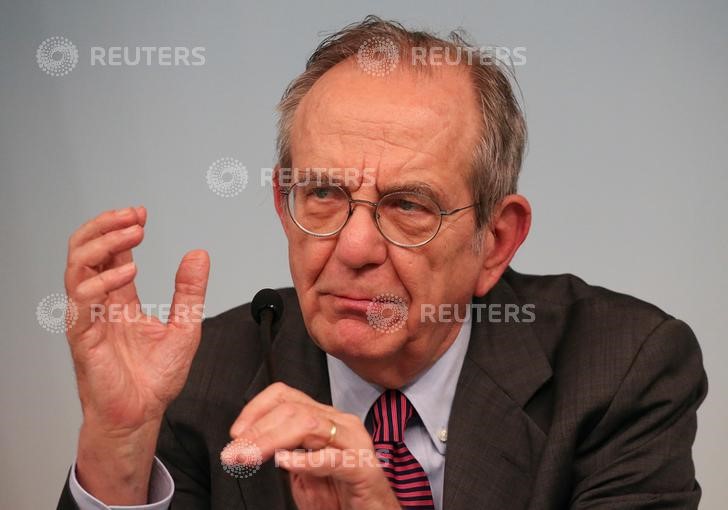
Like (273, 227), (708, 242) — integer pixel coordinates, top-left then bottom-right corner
(251, 288), (284, 324)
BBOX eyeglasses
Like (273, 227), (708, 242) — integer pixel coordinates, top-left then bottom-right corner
(281, 182), (478, 248)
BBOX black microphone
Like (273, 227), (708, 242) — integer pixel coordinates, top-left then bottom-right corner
(250, 288), (284, 381)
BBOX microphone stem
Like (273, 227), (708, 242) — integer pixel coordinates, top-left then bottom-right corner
(260, 309), (276, 382)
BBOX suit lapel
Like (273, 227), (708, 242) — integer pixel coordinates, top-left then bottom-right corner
(242, 314), (332, 405)
(444, 272), (552, 510)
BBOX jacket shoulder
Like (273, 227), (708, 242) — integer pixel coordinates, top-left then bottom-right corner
(503, 267), (702, 419)
(502, 267), (693, 384)
(503, 266), (674, 338)
(504, 266), (669, 318)
(502, 268), (705, 450)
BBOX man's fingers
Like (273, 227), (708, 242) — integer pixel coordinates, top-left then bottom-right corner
(106, 206), (146, 303)
(275, 448), (383, 483)
(108, 206), (147, 268)
(168, 250), (210, 329)
(106, 228), (145, 304)
(68, 224), (144, 272)
(278, 449), (399, 507)
(68, 262), (137, 336)
(68, 206), (145, 250)
(66, 224), (144, 307)
(66, 207), (146, 303)
(229, 403), (358, 461)
(230, 382), (332, 438)
(288, 472), (340, 510)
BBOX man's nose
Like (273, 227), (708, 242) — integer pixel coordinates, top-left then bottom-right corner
(333, 202), (388, 269)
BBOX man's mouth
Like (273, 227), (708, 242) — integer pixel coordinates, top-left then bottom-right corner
(321, 291), (410, 328)
(326, 294), (373, 315)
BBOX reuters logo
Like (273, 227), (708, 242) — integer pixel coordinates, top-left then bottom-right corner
(356, 36), (399, 77)
(36, 293), (78, 333)
(206, 157), (248, 198)
(367, 293), (408, 333)
(220, 438), (263, 479)
(36, 37), (79, 77)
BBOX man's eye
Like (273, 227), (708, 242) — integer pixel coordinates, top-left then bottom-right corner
(395, 199), (424, 212)
(309, 187), (333, 199)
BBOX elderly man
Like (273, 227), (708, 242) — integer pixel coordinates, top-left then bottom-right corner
(57, 16), (707, 510)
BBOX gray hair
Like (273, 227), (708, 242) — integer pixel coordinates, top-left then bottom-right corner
(276, 15), (527, 231)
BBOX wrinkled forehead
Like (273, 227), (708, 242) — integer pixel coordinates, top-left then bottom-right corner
(288, 60), (481, 193)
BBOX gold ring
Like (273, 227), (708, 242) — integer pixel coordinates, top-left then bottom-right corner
(325, 420), (337, 447)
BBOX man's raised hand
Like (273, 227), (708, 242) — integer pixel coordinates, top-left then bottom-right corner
(64, 206), (210, 505)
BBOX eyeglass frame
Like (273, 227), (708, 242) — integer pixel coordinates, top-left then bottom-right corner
(280, 182), (479, 248)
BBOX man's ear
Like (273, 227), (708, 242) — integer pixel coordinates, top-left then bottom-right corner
(474, 194), (532, 296)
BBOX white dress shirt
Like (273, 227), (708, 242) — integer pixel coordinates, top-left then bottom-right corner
(327, 315), (472, 510)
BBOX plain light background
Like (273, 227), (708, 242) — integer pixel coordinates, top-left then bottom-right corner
(1, 1), (726, 508)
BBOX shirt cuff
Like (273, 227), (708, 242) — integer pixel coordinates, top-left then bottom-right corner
(68, 457), (174, 510)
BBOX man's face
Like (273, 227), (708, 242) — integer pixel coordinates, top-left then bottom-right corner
(276, 61), (489, 386)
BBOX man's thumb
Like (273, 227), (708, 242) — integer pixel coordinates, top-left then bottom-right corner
(169, 249), (210, 328)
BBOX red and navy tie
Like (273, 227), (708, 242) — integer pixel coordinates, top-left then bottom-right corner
(369, 389), (435, 509)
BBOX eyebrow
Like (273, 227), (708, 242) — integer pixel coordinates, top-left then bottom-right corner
(378, 181), (446, 207)
(291, 173), (448, 208)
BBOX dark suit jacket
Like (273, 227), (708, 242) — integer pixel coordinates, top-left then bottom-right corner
(58, 267), (708, 509)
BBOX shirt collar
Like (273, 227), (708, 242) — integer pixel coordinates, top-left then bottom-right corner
(327, 314), (472, 455)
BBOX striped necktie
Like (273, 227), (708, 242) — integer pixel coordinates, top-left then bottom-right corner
(369, 389), (435, 509)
